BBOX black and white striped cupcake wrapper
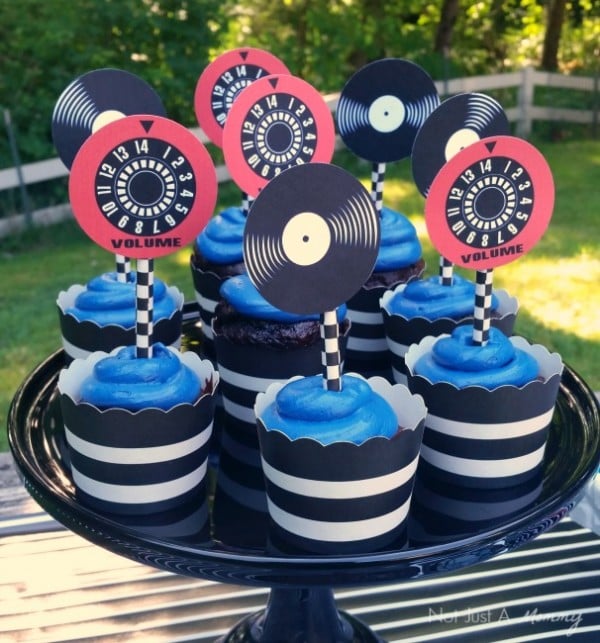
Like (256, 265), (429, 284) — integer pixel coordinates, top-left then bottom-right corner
(381, 287), (519, 386)
(57, 285), (184, 362)
(58, 349), (219, 515)
(409, 471), (543, 544)
(405, 335), (563, 489)
(213, 324), (350, 437)
(255, 376), (427, 554)
(189, 262), (227, 362)
(345, 284), (394, 377)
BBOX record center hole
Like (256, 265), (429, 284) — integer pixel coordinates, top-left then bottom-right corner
(128, 171), (165, 206)
(474, 186), (506, 220)
(266, 122), (294, 153)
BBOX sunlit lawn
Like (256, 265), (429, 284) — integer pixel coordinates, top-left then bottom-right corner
(1, 140), (599, 452)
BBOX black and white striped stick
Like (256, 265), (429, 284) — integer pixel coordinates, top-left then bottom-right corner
(115, 254), (131, 283)
(439, 256), (454, 286)
(472, 269), (493, 346)
(320, 310), (342, 391)
(241, 191), (254, 217)
(370, 162), (386, 216)
(135, 258), (154, 358)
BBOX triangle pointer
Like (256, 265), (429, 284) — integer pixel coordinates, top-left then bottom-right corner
(140, 120), (154, 133)
(485, 140), (496, 153)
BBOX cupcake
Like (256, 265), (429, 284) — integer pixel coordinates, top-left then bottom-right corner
(57, 271), (183, 361)
(344, 206), (425, 378)
(58, 343), (218, 515)
(405, 325), (563, 489)
(212, 274), (350, 439)
(381, 274), (518, 384)
(189, 205), (246, 360)
(255, 373), (426, 554)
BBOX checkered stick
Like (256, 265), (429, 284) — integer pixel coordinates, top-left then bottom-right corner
(115, 254), (131, 283)
(370, 162), (386, 216)
(241, 191), (254, 217)
(320, 310), (342, 391)
(439, 256), (454, 286)
(136, 258), (154, 358)
(472, 269), (493, 346)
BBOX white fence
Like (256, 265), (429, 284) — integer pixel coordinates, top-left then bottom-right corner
(0, 66), (597, 235)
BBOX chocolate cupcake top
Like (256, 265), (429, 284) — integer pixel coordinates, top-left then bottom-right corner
(219, 274), (346, 323)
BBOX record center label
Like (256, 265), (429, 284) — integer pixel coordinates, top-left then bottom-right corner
(94, 136), (196, 237)
(240, 92), (318, 180)
(443, 155), (533, 250)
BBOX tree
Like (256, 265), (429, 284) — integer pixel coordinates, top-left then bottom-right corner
(541, 0), (568, 70)
(434, 0), (460, 55)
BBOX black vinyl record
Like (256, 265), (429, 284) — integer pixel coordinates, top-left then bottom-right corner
(52, 68), (166, 169)
(411, 92), (509, 196)
(243, 163), (379, 315)
(336, 58), (439, 163)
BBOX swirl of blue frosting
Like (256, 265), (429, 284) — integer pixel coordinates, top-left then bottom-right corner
(66, 272), (177, 326)
(387, 275), (498, 320)
(79, 343), (200, 410)
(221, 274), (346, 323)
(260, 374), (398, 445)
(414, 326), (539, 388)
(196, 206), (245, 264)
(375, 207), (422, 271)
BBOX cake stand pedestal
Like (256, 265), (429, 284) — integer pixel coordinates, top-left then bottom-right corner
(8, 345), (600, 642)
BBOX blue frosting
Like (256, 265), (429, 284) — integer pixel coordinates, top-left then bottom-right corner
(414, 326), (539, 388)
(221, 274), (347, 323)
(375, 206), (422, 271)
(79, 343), (200, 410)
(260, 374), (398, 445)
(66, 272), (177, 326)
(387, 274), (498, 320)
(196, 206), (245, 264)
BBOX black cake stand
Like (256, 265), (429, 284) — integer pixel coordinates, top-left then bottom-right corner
(7, 317), (600, 642)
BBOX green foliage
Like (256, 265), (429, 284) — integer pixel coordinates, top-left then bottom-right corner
(220, 0), (445, 93)
(1, 0), (599, 178)
(0, 0), (226, 169)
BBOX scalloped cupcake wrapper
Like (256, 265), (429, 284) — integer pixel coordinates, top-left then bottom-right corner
(58, 349), (219, 515)
(255, 376), (427, 554)
(381, 287), (519, 385)
(57, 285), (184, 361)
(404, 335), (563, 490)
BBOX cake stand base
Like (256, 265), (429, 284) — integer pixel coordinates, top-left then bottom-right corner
(216, 587), (382, 643)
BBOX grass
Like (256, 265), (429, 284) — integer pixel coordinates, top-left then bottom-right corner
(1, 141), (599, 452)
